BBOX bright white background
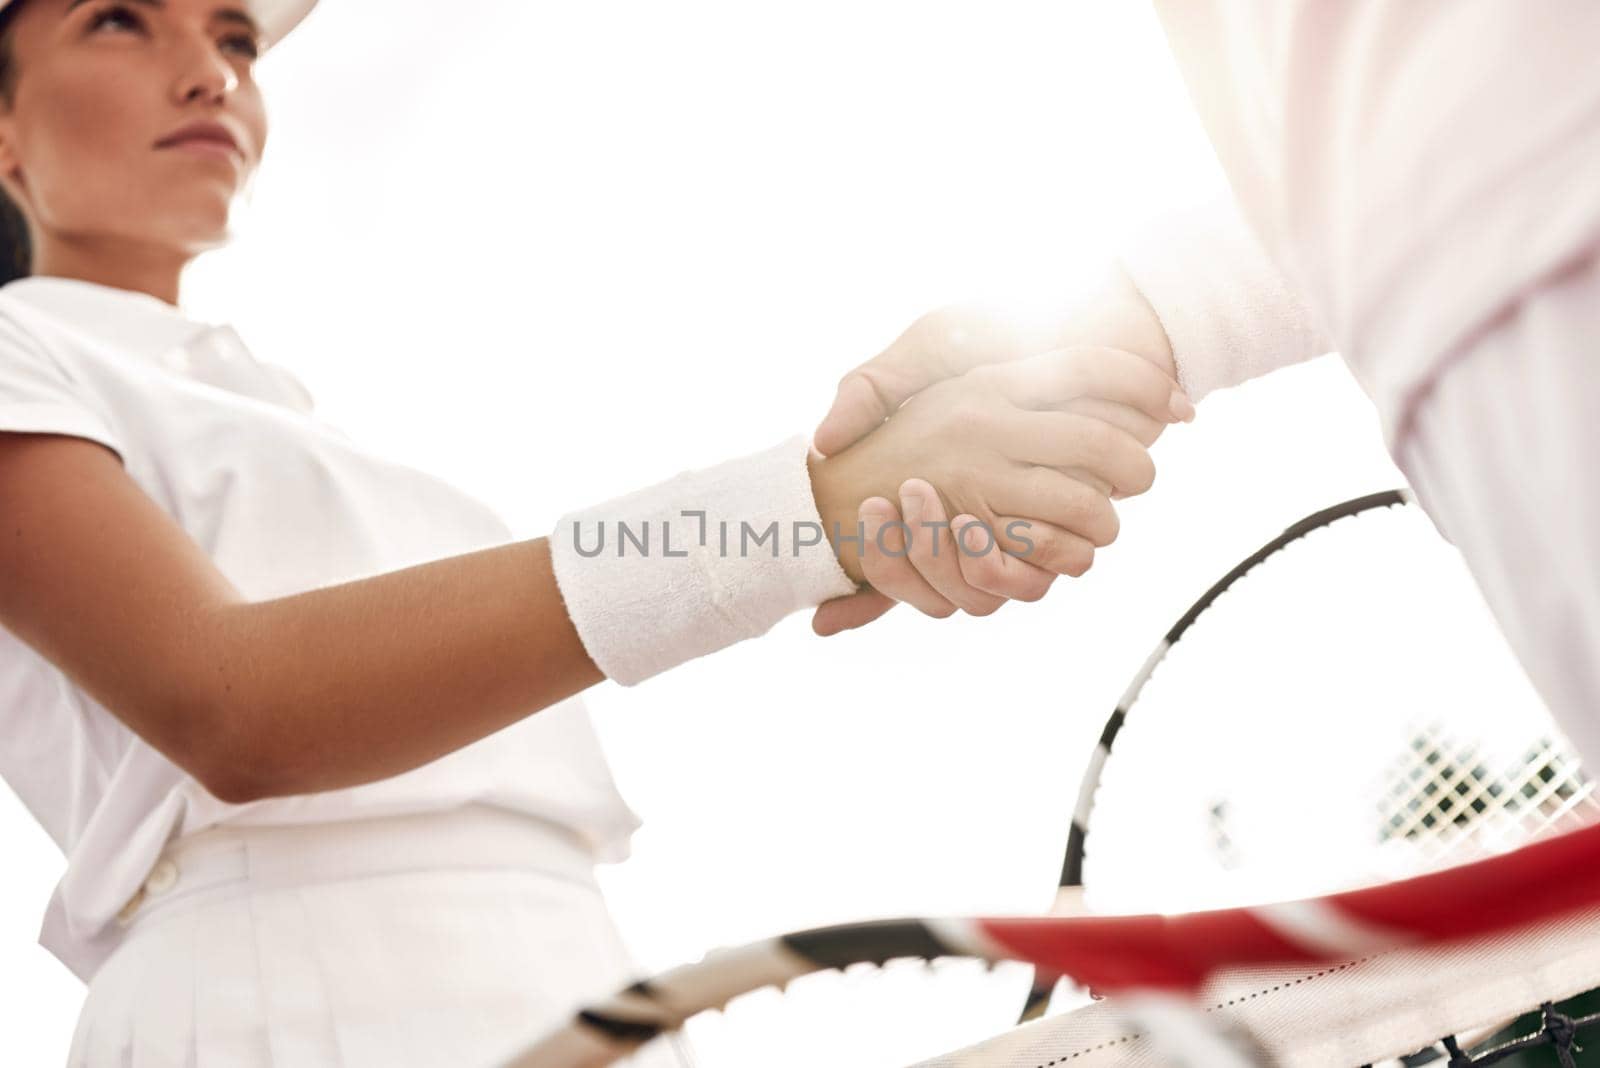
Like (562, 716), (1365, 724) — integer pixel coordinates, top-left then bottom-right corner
(1, 2), (1429, 1064)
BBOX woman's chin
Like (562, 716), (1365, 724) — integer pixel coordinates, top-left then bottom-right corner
(158, 204), (242, 254)
(135, 220), (237, 259)
(184, 224), (238, 254)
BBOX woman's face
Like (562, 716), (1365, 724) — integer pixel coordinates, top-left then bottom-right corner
(0, 0), (268, 257)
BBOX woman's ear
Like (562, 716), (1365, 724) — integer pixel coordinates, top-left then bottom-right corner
(0, 119), (28, 211)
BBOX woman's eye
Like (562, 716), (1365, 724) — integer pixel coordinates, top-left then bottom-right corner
(85, 6), (257, 60)
(86, 5), (145, 33)
(221, 33), (260, 60)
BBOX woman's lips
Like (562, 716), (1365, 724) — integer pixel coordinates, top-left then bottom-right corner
(160, 138), (244, 165)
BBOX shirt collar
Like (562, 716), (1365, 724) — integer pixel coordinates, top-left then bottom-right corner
(0, 275), (217, 365)
(0, 275), (314, 414)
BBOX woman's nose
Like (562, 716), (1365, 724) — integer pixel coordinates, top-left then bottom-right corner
(169, 33), (241, 106)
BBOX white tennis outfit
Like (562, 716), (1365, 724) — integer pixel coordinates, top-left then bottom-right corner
(1117, 1), (1600, 762)
(0, 275), (757, 1066)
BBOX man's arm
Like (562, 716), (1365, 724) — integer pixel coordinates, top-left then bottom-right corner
(1116, 190), (1336, 401)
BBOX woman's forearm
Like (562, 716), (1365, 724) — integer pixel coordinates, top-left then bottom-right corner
(197, 435), (861, 803)
(201, 537), (600, 803)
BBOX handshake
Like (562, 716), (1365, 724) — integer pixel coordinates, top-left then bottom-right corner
(804, 270), (1191, 636)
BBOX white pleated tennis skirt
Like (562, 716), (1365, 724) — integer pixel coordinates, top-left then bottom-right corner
(66, 805), (691, 1068)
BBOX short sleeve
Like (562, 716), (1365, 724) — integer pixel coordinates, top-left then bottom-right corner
(0, 314), (125, 461)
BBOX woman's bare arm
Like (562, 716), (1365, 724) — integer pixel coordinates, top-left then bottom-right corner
(0, 431), (602, 804)
(204, 539), (602, 802)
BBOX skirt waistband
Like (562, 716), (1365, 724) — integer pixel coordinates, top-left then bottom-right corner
(115, 804), (599, 933)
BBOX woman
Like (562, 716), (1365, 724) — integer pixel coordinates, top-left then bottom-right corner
(0, 0), (1189, 1063)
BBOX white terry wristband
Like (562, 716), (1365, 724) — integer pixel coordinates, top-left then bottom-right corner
(1117, 194), (1334, 403)
(547, 434), (860, 687)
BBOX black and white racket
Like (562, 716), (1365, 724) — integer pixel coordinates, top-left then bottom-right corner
(1018, 489), (1600, 1059)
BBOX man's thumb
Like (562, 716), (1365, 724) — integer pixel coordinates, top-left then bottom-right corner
(812, 373), (895, 458)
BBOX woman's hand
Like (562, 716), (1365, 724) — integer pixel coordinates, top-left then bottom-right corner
(806, 346), (1185, 613)
(810, 267), (1189, 635)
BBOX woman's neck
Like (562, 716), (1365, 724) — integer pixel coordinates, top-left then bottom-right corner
(28, 236), (189, 308)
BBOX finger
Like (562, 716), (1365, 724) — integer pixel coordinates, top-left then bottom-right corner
(986, 345), (1191, 427)
(1055, 398), (1166, 501)
(813, 372), (899, 459)
(812, 589), (897, 637)
(986, 516), (1097, 578)
(899, 479), (1007, 617)
(859, 496), (959, 620)
(1062, 395), (1166, 448)
(987, 411), (1157, 498)
(813, 307), (1032, 457)
(989, 469), (1122, 548)
(1064, 467), (1114, 499)
(950, 515), (1060, 602)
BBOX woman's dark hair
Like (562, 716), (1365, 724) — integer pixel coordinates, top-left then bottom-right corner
(0, 2), (31, 286)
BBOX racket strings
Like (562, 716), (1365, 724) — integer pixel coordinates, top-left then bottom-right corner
(1377, 725), (1600, 862)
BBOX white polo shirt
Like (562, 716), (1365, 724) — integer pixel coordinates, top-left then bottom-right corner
(0, 275), (643, 982)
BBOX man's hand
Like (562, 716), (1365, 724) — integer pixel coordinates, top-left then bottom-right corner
(806, 346), (1185, 613)
(811, 265), (1189, 636)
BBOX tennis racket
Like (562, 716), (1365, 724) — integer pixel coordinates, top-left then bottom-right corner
(503, 819), (1600, 1067)
(1017, 489), (1600, 1062)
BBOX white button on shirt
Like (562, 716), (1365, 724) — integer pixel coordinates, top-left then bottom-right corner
(0, 275), (643, 982)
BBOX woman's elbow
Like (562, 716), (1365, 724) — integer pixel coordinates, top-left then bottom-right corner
(194, 757), (278, 806)
(186, 729), (279, 805)
(178, 695), (296, 805)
